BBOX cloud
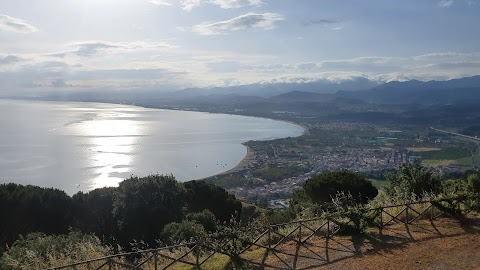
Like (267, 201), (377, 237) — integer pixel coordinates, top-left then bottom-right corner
(181, 0), (202, 11)
(0, 55), (25, 65)
(193, 13), (284, 35)
(73, 42), (120, 57)
(165, 0), (262, 11)
(51, 78), (73, 88)
(209, 0), (263, 9)
(302, 19), (338, 26)
(438, 0), (455, 7)
(55, 41), (175, 57)
(149, 0), (173, 6)
(0, 14), (38, 33)
(207, 61), (243, 72)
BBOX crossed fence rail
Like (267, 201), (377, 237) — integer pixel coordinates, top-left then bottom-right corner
(46, 197), (479, 270)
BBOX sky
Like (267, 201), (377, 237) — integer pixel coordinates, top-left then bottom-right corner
(0, 0), (480, 95)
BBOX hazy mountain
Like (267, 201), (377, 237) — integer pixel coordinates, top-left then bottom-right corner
(269, 91), (334, 103)
(337, 75), (480, 105)
(175, 77), (380, 98)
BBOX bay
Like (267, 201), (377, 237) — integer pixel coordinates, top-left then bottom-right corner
(0, 99), (303, 194)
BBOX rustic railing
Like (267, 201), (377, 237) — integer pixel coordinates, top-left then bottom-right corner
(45, 197), (479, 270)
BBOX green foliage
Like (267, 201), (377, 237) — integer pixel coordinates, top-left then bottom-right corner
(72, 187), (117, 242)
(186, 210), (217, 232)
(385, 163), (441, 198)
(0, 231), (111, 270)
(441, 179), (469, 195)
(252, 165), (309, 183)
(183, 180), (242, 222)
(467, 173), (480, 194)
(0, 184), (73, 253)
(301, 170), (378, 205)
(0, 174), (243, 254)
(161, 221), (207, 245)
(239, 205), (260, 224)
(418, 147), (471, 160)
(263, 209), (293, 225)
(208, 173), (247, 189)
(113, 174), (186, 247)
(289, 188), (315, 214)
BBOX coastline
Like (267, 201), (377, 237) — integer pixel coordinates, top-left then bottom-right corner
(219, 144), (255, 175)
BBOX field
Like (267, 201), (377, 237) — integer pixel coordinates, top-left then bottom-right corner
(418, 147), (474, 170)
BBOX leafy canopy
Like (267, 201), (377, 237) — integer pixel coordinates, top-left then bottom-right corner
(301, 170), (378, 205)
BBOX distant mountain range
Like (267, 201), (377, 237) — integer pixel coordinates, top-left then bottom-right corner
(171, 75), (480, 105)
(337, 75), (480, 105)
(175, 77), (380, 98)
(25, 75), (480, 108)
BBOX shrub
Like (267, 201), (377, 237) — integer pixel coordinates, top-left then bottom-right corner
(0, 231), (111, 270)
(468, 173), (480, 194)
(385, 163), (441, 199)
(186, 210), (217, 232)
(161, 221), (207, 245)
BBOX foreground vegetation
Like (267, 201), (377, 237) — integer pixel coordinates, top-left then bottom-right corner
(1, 165), (479, 270)
(0, 175), (241, 254)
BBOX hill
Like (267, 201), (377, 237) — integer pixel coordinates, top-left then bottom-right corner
(338, 75), (480, 105)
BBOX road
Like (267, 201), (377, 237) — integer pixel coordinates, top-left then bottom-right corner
(430, 127), (480, 142)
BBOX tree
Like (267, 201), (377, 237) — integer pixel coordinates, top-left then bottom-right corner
(183, 180), (242, 222)
(161, 221), (206, 245)
(301, 170), (378, 205)
(467, 173), (480, 194)
(0, 184), (73, 253)
(72, 187), (117, 242)
(112, 175), (186, 247)
(385, 163), (441, 198)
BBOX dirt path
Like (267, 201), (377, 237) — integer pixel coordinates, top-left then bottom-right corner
(261, 217), (480, 270)
(320, 232), (480, 270)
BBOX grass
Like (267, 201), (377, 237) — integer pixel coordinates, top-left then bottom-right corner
(419, 147), (471, 160)
(418, 147), (474, 171)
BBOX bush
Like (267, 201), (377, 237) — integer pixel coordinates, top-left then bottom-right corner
(161, 221), (207, 245)
(186, 210), (217, 232)
(385, 163), (441, 199)
(468, 174), (480, 194)
(0, 231), (111, 270)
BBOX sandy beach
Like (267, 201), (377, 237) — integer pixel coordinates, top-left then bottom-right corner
(219, 144), (255, 175)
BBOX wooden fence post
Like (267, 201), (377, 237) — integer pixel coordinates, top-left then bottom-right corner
(405, 205), (409, 225)
(197, 242), (201, 269)
(326, 219), (330, 263)
(379, 208), (383, 234)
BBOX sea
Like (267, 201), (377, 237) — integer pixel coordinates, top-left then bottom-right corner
(0, 99), (303, 194)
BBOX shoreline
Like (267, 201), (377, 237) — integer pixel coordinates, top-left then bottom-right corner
(218, 144), (255, 176)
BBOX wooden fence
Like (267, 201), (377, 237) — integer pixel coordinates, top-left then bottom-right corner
(45, 197), (479, 270)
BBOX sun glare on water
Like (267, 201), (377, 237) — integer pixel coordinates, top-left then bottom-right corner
(78, 117), (143, 190)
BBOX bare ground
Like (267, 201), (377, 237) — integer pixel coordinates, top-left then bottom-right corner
(256, 216), (480, 270)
